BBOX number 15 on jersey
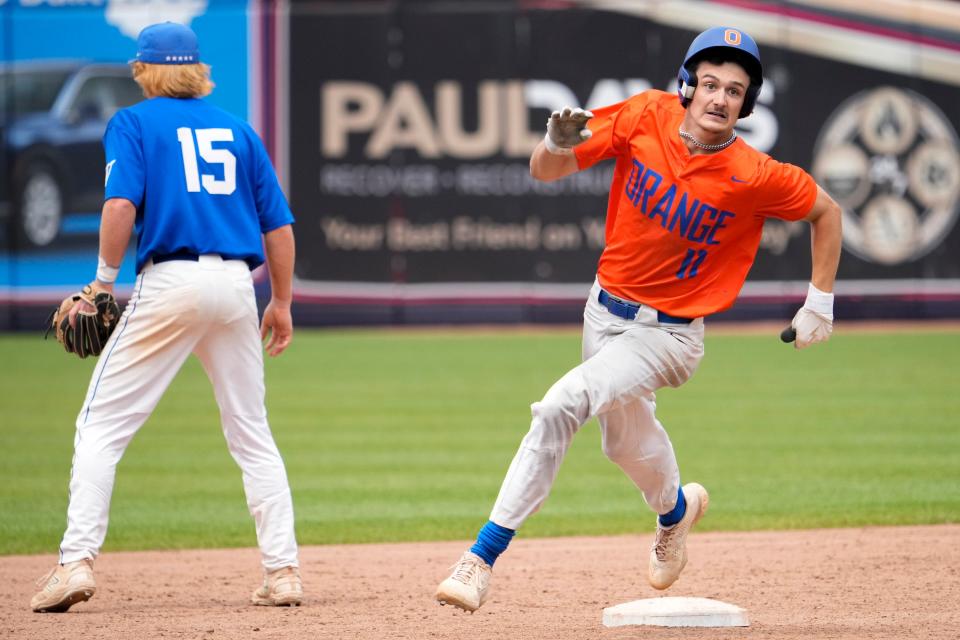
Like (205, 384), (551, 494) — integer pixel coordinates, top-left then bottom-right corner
(176, 127), (236, 195)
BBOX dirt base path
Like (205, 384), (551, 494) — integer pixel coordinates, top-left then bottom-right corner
(3, 524), (958, 640)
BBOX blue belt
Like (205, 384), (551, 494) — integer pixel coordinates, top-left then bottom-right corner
(152, 251), (200, 264)
(598, 289), (693, 324)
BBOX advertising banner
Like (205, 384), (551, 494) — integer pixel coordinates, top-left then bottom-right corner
(2, 1), (959, 328)
(286, 2), (960, 321)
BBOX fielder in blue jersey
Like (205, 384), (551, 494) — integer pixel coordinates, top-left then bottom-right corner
(31, 22), (302, 612)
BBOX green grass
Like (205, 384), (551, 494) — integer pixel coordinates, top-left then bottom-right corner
(2, 326), (958, 555)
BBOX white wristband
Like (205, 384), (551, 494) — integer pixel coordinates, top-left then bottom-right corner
(803, 282), (834, 316)
(543, 133), (574, 156)
(96, 256), (120, 284)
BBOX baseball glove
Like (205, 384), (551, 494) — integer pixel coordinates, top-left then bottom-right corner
(46, 285), (121, 359)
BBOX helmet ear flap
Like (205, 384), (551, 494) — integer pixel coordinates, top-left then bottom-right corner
(677, 65), (697, 108)
(739, 84), (760, 118)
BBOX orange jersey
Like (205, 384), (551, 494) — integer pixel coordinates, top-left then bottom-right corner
(574, 90), (818, 318)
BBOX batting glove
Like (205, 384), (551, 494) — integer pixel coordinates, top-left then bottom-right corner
(791, 283), (834, 349)
(544, 106), (594, 155)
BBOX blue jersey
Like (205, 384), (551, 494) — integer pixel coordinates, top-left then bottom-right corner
(103, 97), (294, 273)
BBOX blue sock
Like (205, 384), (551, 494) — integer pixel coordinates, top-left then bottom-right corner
(658, 486), (687, 527)
(469, 521), (515, 567)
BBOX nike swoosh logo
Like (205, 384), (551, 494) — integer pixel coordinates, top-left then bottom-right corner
(731, 176), (748, 183)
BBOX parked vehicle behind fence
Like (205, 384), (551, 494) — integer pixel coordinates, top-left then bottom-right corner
(1, 61), (142, 248)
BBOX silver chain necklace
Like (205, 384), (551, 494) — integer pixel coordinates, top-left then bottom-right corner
(678, 128), (737, 151)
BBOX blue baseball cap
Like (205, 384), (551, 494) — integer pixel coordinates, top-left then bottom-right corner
(133, 22), (200, 64)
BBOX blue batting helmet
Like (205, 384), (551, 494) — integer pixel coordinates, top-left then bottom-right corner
(676, 27), (763, 118)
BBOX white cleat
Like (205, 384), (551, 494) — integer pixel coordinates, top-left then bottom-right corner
(648, 482), (709, 590)
(31, 559), (96, 613)
(251, 566), (303, 607)
(435, 551), (492, 612)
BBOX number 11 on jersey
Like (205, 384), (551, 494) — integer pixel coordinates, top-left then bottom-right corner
(677, 248), (707, 279)
(176, 127), (237, 195)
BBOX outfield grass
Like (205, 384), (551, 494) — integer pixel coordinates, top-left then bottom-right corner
(2, 326), (958, 555)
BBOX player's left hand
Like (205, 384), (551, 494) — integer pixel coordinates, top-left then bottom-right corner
(47, 282), (121, 359)
(68, 280), (113, 328)
(261, 299), (293, 357)
(791, 283), (834, 349)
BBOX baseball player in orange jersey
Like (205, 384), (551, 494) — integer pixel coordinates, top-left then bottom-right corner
(436, 26), (842, 612)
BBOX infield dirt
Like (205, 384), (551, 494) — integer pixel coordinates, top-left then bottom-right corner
(3, 524), (958, 639)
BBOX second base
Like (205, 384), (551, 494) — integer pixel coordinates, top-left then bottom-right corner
(602, 596), (749, 628)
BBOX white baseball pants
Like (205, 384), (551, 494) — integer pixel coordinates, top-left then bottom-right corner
(490, 279), (705, 529)
(59, 255), (298, 571)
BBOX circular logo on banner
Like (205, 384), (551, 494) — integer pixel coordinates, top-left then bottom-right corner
(812, 87), (960, 265)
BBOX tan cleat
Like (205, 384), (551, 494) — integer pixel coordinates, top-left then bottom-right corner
(435, 551), (492, 612)
(31, 559), (96, 613)
(648, 482), (709, 590)
(252, 566), (302, 606)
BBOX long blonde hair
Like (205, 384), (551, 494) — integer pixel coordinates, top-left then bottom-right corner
(131, 61), (214, 99)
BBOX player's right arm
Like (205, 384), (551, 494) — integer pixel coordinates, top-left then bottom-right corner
(249, 125), (297, 357)
(530, 139), (579, 181)
(529, 106), (594, 182)
(531, 96), (644, 182)
(260, 223), (295, 357)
